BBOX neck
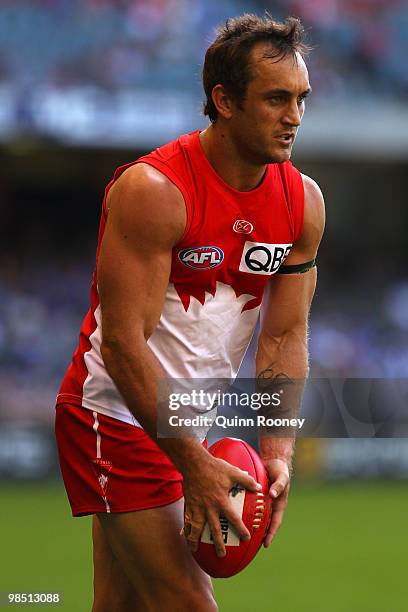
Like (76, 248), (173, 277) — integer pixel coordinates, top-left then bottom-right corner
(199, 124), (267, 192)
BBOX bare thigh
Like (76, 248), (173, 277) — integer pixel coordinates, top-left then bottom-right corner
(94, 498), (216, 612)
(92, 515), (143, 612)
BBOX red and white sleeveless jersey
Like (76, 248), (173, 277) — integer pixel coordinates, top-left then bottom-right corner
(57, 131), (304, 425)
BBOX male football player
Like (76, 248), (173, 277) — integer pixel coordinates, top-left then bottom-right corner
(56, 13), (325, 611)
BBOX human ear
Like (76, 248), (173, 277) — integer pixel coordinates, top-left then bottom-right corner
(211, 84), (233, 120)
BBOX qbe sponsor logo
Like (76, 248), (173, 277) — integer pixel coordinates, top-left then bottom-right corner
(239, 241), (292, 275)
(178, 245), (224, 270)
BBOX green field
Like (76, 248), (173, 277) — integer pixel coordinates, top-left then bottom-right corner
(0, 481), (406, 611)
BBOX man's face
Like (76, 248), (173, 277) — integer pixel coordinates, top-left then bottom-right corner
(229, 44), (311, 164)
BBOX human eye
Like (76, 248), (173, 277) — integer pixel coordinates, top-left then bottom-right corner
(297, 93), (309, 105)
(268, 95), (284, 105)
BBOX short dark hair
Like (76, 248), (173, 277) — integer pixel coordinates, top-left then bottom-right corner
(202, 13), (310, 122)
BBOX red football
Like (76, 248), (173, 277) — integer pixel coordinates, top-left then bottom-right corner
(193, 437), (272, 578)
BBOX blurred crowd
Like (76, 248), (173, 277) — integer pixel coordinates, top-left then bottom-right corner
(0, 0), (407, 140)
(1, 257), (408, 423)
(0, 257), (93, 423)
(0, 0), (407, 420)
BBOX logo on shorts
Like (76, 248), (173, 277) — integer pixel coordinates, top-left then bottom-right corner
(233, 220), (253, 234)
(178, 246), (224, 270)
(92, 458), (112, 496)
(239, 241), (292, 275)
(98, 474), (109, 491)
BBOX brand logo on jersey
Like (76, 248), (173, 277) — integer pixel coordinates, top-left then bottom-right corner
(233, 220), (254, 234)
(239, 241), (292, 275)
(179, 246), (224, 270)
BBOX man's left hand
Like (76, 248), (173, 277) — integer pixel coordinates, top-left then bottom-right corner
(262, 458), (291, 547)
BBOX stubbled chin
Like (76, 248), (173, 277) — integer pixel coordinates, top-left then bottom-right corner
(267, 149), (291, 164)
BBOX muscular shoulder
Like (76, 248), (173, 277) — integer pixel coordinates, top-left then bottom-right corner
(106, 162), (186, 247)
(283, 174), (325, 264)
(298, 174), (325, 251)
(301, 174), (325, 237)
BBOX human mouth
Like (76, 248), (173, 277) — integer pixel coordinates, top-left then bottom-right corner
(274, 133), (295, 146)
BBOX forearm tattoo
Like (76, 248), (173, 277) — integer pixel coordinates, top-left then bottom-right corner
(256, 363), (305, 437)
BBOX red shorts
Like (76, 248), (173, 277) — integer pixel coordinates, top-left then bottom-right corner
(55, 403), (184, 517)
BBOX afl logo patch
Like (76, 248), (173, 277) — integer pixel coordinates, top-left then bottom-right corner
(178, 246), (224, 270)
(233, 220), (254, 234)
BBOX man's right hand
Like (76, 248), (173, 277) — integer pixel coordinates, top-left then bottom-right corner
(182, 453), (261, 558)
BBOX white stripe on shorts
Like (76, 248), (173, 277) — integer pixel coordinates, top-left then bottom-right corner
(92, 411), (110, 513)
(92, 411), (101, 459)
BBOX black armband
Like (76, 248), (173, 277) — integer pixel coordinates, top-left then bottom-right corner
(277, 258), (316, 275)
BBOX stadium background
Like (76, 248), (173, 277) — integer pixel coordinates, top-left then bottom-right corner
(0, 0), (407, 610)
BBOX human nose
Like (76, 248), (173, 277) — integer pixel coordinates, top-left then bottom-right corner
(282, 100), (302, 127)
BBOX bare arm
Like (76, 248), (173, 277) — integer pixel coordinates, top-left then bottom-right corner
(98, 163), (185, 439)
(97, 163), (259, 557)
(256, 174), (325, 545)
